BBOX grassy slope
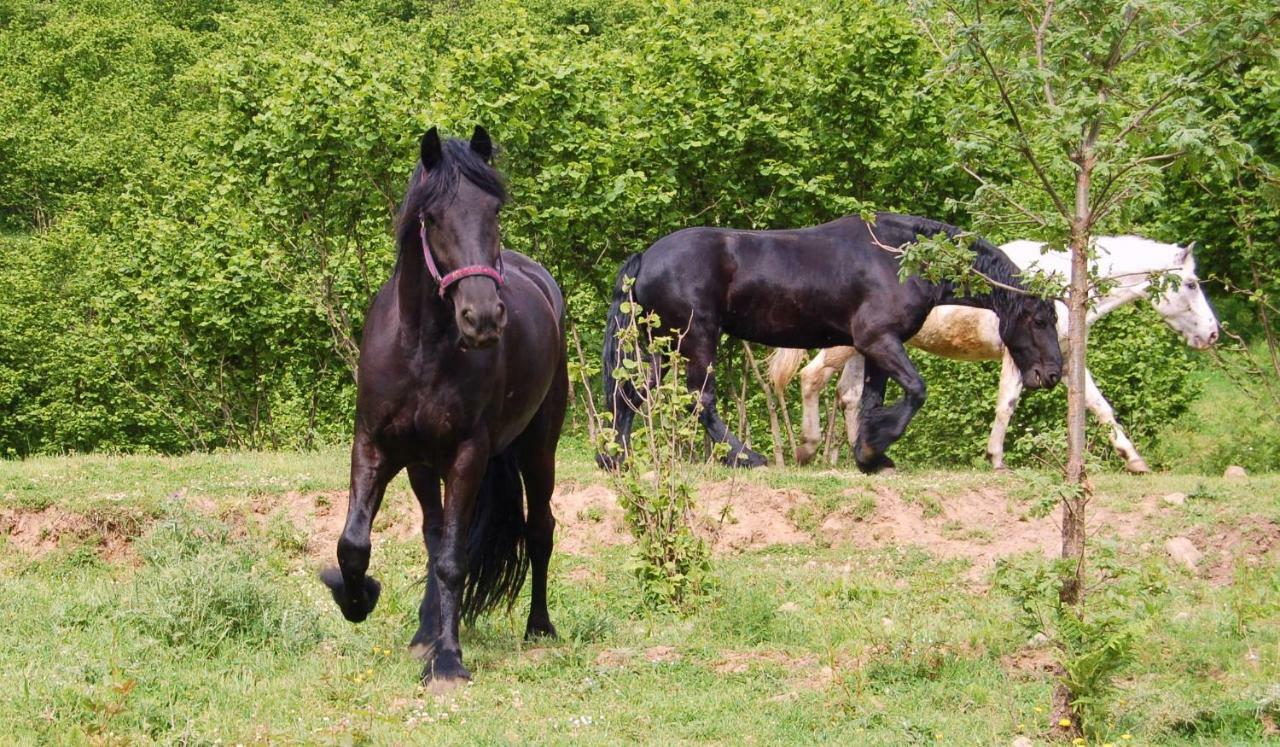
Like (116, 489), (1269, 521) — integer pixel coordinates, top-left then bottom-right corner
(0, 440), (1277, 745)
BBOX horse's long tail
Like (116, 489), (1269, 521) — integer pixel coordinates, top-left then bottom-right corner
(461, 447), (528, 624)
(601, 253), (643, 416)
(767, 348), (809, 401)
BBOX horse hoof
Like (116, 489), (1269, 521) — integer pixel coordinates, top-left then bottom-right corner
(795, 445), (817, 465)
(319, 568), (381, 623)
(596, 452), (622, 471)
(424, 657), (472, 688)
(855, 452), (895, 475)
(524, 620), (558, 641)
(1125, 459), (1151, 474)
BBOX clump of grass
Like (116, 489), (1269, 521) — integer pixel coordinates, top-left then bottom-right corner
(129, 516), (320, 654)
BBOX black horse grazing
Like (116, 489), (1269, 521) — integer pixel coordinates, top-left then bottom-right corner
(599, 212), (1062, 473)
(321, 126), (568, 685)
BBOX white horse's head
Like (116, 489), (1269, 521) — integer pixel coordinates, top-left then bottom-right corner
(1149, 242), (1219, 350)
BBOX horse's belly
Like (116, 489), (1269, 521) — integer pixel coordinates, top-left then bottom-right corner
(908, 307), (1003, 361)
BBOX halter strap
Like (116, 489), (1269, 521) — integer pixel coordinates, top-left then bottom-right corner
(419, 218), (505, 299)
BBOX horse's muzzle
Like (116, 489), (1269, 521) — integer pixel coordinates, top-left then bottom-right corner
(1023, 366), (1061, 390)
(456, 300), (506, 350)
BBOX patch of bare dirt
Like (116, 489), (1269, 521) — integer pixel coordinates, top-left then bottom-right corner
(1000, 646), (1058, 678)
(553, 480), (812, 556)
(712, 650), (818, 674)
(699, 481), (811, 552)
(1185, 517), (1280, 585)
(819, 485), (1147, 582)
(247, 490), (419, 560)
(0, 505), (139, 562)
(552, 484), (631, 555)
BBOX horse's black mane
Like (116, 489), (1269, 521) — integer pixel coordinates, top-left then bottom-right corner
(872, 212), (1028, 320)
(395, 137), (507, 250)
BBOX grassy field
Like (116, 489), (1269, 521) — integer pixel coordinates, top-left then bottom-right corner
(1, 439), (1278, 744)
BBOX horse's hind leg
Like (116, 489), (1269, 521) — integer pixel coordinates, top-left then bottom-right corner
(854, 337), (926, 474)
(682, 326), (766, 467)
(836, 352), (865, 458)
(406, 464), (443, 659)
(519, 355), (569, 639)
(322, 430), (398, 623)
(796, 347), (854, 465)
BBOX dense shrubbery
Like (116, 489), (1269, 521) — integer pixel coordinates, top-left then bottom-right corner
(0, 0), (1270, 464)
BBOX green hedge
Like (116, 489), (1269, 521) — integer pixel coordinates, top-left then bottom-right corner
(0, 0), (1237, 463)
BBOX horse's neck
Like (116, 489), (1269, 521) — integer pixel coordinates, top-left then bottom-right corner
(394, 247), (450, 338)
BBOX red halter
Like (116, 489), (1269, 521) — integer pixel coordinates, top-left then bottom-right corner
(419, 218), (506, 299)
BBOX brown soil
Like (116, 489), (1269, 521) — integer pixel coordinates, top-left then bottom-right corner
(818, 485), (1149, 582)
(248, 489), (421, 560)
(1185, 516), (1280, 585)
(0, 505), (140, 563)
(551, 483), (631, 555)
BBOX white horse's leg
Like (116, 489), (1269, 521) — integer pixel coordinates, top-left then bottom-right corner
(1083, 367), (1149, 473)
(796, 347), (854, 465)
(986, 351), (1024, 470)
(835, 352), (865, 458)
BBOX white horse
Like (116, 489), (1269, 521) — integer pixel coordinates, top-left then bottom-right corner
(768, 237), (1219, 472)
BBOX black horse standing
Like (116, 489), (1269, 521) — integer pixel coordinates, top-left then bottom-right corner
(600, 213), (1062, 473)
(322, 127), (568, 684)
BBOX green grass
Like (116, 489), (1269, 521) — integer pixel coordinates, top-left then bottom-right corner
(1, 442), (1278, 744)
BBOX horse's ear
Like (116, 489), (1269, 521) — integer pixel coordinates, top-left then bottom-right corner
(1180, 240), (1196, 264)
(470, 125), (493, 162)
(420, 126), (443, 171)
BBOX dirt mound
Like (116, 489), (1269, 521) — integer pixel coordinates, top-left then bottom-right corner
(0, 505), (140, 562)
(1186, 517), (1280, 585)
(552, 484), (631, 555)
(699, 481), (811, 552)
(552, 480), (813, 555)
(818, 485), (1145, 582)
(248, 490), (420, 560)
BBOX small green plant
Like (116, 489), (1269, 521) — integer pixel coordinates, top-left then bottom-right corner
(995, 546), (1165, 734)
(596, 282), (723, 612)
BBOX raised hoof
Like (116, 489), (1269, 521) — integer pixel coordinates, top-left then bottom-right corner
(1125, 459), (1151, 474)
(524, 620), (558, 641)
(319, 567), (381, 623)
(854, 451), (896, 475)
(794, 443), (818, 466)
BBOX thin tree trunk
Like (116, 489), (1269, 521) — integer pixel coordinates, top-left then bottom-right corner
(568, 321), (600, 444)
(1053, 147), (1095, 736)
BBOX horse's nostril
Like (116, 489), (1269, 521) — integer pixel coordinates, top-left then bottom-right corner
(461, 308), (476, 326)
(496, 302), (507, 325)
(1208, 329), (1219, 344)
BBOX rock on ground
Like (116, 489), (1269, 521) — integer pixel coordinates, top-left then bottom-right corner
(1165, 536), (1203, 571)
(1224, 465), (1248, 479)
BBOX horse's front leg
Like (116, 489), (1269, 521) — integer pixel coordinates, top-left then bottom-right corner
(424, 437), (489, 685)
(322, 430), (398, 622)
(406, 464), (443, 659)
(796, 347), (855, 465)
(853, 337), (925, 474)
(986, 352), (1024, 470)
(683, 328), (766, 467)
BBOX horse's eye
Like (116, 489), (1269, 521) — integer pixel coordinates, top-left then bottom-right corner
(1185, 280), (1195, 289)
